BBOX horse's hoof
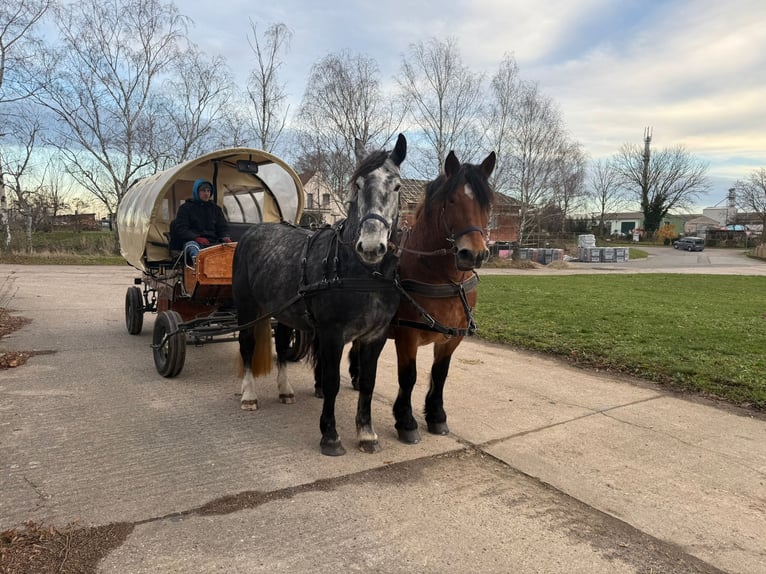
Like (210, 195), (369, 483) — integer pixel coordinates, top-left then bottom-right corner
(350, 377), (359, 391)
(397, 428), (421, 444)
(320, 437), (346, 456)
(279, 394), (295, 404)
(427, 421), (449, 435)
(358, 440), (381, 454)
(314, 387), (324, 399)
(240, 399), (258, 411)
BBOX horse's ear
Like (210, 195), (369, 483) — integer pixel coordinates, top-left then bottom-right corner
(444, 150), (460, 177)
(390, 133), (406, 166)
(354, 138), (368, 163)
(481, 152), (497, 177)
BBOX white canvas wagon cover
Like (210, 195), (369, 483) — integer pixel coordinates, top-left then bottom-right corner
(117, 148), (304, 272)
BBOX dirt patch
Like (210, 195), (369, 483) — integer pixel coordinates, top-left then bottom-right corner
(0, 309), (32, 369)
(0, 522), (133, 574)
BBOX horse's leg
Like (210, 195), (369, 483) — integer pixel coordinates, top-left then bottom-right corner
(424, 339), (461, 435)
(273, 322), (296, 404)
(239, 316), (273, 411)
(348, 340), (360, 390)
(312, 337), (323, 398)
(354, 337), (386, 453)
(393, 331), (421, 444)
(317, 333), (346, 456)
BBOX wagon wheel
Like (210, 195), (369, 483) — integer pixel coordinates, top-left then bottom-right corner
(125, 286), (144, 335)
(283, 327), (311, 362)
(152, 310), (186, 378)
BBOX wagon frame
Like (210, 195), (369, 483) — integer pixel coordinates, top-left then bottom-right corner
(117, 148), (310, 377)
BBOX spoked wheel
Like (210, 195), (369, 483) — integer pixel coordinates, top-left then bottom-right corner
(125, 286), (144, 335)
(152, 310), (186, 378)
(282, 327), (310, 362)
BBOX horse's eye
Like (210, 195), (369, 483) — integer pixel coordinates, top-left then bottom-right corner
(394, 184), (401, 191)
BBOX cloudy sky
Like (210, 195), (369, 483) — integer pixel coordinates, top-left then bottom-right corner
(181, 0), (765, 208)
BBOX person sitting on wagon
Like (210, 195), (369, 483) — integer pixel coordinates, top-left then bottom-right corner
(170, 179), (231, 264)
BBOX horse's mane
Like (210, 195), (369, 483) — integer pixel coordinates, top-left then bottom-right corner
(350, 150), (390, 181)
(417, 162), (494, 219)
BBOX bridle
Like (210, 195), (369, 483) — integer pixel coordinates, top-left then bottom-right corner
(441, 205), (486, 246)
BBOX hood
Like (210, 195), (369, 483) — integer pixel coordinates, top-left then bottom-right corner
(192, 179), (215, 202)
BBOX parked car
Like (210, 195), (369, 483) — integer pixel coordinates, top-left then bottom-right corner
(673, 237), (705, 251)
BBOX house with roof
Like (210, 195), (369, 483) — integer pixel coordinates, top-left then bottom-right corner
(684, 215), (720, 236)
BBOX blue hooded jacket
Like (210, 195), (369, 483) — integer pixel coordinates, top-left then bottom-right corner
(169, 179), (229, 250)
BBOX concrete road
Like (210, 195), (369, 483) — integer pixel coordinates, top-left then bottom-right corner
(0, 262), (764, 573)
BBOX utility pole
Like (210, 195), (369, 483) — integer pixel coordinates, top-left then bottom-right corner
(642, 126), (652, 193)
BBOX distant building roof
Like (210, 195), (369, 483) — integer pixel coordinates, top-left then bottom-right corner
(298, 171), (315, 185)
(686, 215), (720, 226)
(400, 178), (426, 204)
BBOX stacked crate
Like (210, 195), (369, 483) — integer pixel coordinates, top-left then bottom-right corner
(517, 248), (564, 264)
(575, 235), (630, 263)
(601, 247), (615, 262)
(577, 235), (600, 262)
(614, 247), (629, 261)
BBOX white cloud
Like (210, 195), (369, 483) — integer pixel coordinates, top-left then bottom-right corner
(180, 0), (766, 204)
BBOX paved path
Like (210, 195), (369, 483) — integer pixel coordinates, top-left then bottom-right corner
(0, 263), (764, 573)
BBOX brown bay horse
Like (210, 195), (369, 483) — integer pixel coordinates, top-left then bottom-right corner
(350, 149), (496, 445)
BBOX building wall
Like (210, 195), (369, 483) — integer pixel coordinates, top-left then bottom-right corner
(301, 174), (345, 225)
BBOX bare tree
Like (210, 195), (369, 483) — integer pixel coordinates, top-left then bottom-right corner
(613, 131), (709, 234)
(29, 0), (189, 220)
(550, 140), (587, 232)
(296, 51), (401, 213)
(1, 113), (42, 250)
(399, 37), (484, 177)
(246, 21), (292, 153)
(0, 0), (53, 250)
(149, 47), (234, 169)
(735, 167), (766, 237)
(0, 0), (51, 104)
(485, 53), (521, 194)
(504, 81), (566, 245)
(588, 157), (627, 237)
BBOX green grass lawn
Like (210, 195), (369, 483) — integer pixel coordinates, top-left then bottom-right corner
(475, 274), (766, 409)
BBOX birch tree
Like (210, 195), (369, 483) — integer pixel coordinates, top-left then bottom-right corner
(0, 0), (52, 250)
(150, 47), (233, 169)
(398, 37), (484, 177)
(246, 21), (292, 153)
(588, 157), (627, 236)
(505, 81), (565, 245)
(297, 51), (401, 212)
(29, 0), (188, 220)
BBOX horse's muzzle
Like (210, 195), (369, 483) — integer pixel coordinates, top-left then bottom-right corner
(456, 247), (489, 270)
(356, 237), (388, 265)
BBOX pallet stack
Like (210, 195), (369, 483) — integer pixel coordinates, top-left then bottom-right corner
(576, 235), (630, 263)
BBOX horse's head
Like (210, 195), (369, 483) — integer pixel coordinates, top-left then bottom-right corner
(347, 133), (407, 265)
(431, 150), (496, 271)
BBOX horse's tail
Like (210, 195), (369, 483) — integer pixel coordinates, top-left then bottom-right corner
(251, 318), (273, 376)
